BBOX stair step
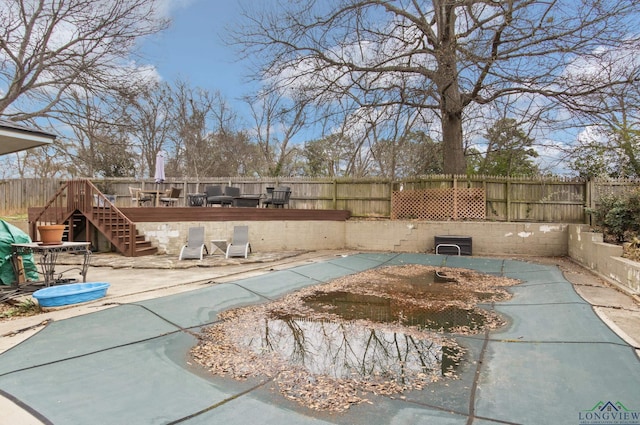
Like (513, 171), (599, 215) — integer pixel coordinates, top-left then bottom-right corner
(125, 239), (154, 247)
(127, 241), (154, 248)
(134, 246), (158, 256)
(33, 181), (153, 257)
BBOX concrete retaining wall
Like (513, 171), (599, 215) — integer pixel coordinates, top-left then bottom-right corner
(137, 221), (347, 255)
(568, 224), (640, 294)
(345, 221), (568, 256)
(138, 220), (568, 257)
(14, 216), (638, 294)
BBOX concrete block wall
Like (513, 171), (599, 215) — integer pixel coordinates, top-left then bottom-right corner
(568, 224), (640, 294)
(138, 220), (568, 257)
(14, 216), (636, 294)
(136, 221), (346, 255)
(345, 221), (568, 256)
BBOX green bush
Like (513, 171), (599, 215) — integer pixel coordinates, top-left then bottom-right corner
(589, 190), (640, 242)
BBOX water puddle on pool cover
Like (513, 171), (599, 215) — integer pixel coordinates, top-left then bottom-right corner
(302, 272), (485, 332)
(193, 265), (516, 411)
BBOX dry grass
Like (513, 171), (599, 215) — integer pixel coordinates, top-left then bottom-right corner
(623, 238), (640, 262)
(0, 298), (41, 320)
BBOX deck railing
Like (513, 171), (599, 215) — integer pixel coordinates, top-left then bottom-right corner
(30, 179), (137, 256)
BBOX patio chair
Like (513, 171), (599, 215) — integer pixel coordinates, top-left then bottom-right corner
(129, 187), (152, 206)
(224, 186), (240, 198)
(160, 187), (181, 206)
(263, 186), (291, 208)
(205, 185), (230, 207)
(179, 227), (209, 260)
(225, 225), (251, 259)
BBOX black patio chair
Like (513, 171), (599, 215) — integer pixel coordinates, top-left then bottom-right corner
(263, 186), (291, 208)
(206, 185), (235, 207)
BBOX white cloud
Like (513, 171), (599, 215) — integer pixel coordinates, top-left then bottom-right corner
(152, 0), (197, 19)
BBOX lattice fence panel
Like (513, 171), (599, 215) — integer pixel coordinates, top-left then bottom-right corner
(456, 188), (486, 219)
(391, 188), (486, 220)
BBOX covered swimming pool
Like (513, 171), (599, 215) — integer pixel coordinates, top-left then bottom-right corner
(0, 253), (638, 424)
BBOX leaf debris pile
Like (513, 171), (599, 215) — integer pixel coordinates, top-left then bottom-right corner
(192, 265), (519, 412)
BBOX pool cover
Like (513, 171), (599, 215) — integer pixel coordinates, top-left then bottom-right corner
(0, 253), (638, 425)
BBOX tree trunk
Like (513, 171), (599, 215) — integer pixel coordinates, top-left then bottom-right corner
(436, 0), (467, 175)
(441, 110), (466, 174)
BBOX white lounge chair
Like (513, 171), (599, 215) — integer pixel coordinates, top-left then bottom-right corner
(179, 227), (208, 260)
(225, 225), (251, 258)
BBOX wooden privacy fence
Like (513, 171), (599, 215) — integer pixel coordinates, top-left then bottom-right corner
(1, 176), (639, 223)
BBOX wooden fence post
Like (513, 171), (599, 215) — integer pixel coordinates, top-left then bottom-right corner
(506, 180), (511, 222)
(586, 179), (594, 225)
(452, 175), (458, 220)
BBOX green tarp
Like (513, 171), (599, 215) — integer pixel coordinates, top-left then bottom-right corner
(0, 220), (38, 284)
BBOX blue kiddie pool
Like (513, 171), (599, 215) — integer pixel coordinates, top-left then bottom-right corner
(33, 282), (110, 307)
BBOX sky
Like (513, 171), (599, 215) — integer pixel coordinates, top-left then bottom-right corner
(138, 0), (576, 174)
(139, 0), (256, 118)
(133, 0), (639, 176)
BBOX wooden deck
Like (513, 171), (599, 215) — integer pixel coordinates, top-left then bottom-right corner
(30, 207), (351, 223)
(25, 179), (352, 257)
(119, 207), (351, 222)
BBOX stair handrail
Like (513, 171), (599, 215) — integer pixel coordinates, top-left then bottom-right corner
(30, 182), (68, 225)
(76, 180), (137, 257)
(29, 181), (73, 239)
(31, 179), (138, 257)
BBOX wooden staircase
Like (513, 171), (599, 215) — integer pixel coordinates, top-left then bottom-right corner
(30, 179), (157, 257)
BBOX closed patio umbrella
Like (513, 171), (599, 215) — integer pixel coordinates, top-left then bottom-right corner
(154, 150), (166, 183)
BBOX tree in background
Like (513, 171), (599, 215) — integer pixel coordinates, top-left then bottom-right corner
(302, 134), (353, 177)
(567, 128), (629, 178)
(0, 0), (168, 121)
(119, 82), (174, 178)
(565, 48), (640, 178)
(371, 131), (443, 178)
(53, 87), (136, 178)
(168, 80), (257, 178)
(92, 132), (137, 178)
(234, 0), (639, 174)
(169, 81), (216, 178)
(473, 118), (539, 177)
(0, 0), (168, 178)
(203, 89), (259, 177)
(4, 144), (67, 179)
(246, 90), (308, 177)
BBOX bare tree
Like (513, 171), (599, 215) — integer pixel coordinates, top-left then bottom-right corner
(564, 48), (640, 177)
(0, 0), (168, 121)
(209, 95), (259, 177)
(168, 80), (217, 179)
(168, 80), (254, 178)
(233, 0), (640, 174)
(119, 82), (175, 178)
(5, 143), (67, 178)
(52, 87), (136, 178)
(247, 90), (308, 177)
(210, 130), (259, 177)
